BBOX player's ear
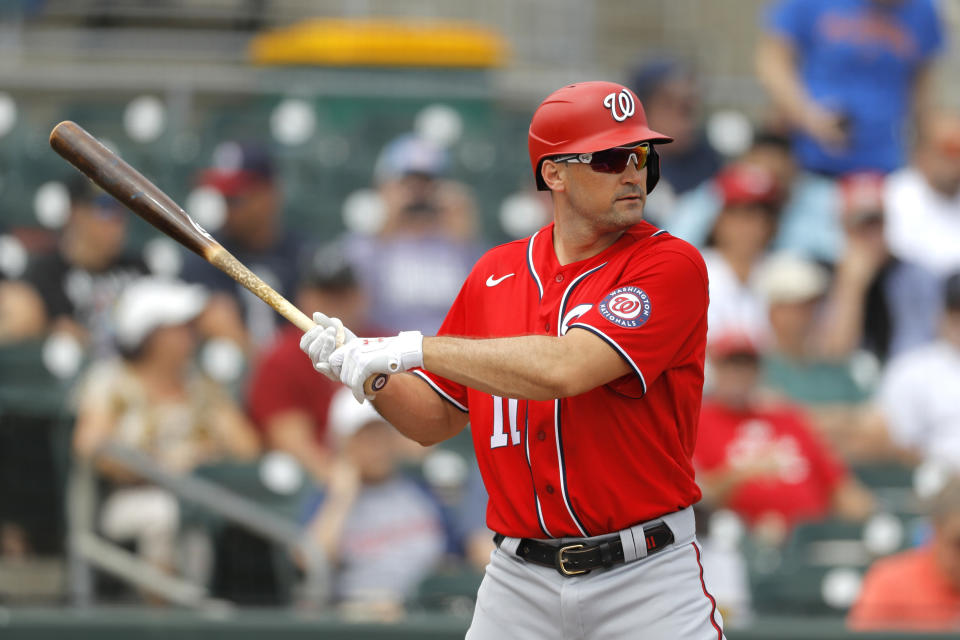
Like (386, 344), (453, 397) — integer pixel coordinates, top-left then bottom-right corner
(540, 159), (566, 193)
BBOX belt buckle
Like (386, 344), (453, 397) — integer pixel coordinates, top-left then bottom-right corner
(556, 544), (589, 576)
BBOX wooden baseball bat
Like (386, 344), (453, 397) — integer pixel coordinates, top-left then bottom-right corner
(49, 120), (387, 395)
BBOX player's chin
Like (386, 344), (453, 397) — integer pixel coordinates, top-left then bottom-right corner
(613, 196), (645, 215)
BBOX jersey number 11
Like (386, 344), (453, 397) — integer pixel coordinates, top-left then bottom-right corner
(490, 395), (520, 448)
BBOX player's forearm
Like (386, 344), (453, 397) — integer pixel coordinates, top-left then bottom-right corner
(371, 373), (468, 447)
(422, 334), (583, 401)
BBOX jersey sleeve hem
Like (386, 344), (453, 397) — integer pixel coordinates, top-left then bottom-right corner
(568, 322), (648, 396)
(410, 370), (469, 413)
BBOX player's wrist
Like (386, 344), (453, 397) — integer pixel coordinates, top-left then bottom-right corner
(396, 331), (424, 370)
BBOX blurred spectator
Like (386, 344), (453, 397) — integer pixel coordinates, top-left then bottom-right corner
(456, 465), (494, 574)
(695, 332), (875, 545)
(0, 279), (45, 343)
(247, 245), (370, 484)
(344, 134), (484, 335)
(756, 0), (944, 176)
(885, 110), (960, 278)
(848, 475), (960, 631)
(72, 278), (260, 581)
(758, 252), (868, 404)
(182, 141), (304, 349)
(302, 389), (448, 619)
(820, 172), (941, 363)
(629, 58), (722, 197)
(19, 176), (149, 358)
(701, 163), (783, 343)
(757, 253), (882, 459)
(668, 131), (842, 263)
(875, 272), (960, 469)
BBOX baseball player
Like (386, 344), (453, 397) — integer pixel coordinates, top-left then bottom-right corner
(302, 81), (723, 639)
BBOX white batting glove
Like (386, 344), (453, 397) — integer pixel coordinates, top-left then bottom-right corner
(299, 312), (357, 381)
(330, 331), (424, 403)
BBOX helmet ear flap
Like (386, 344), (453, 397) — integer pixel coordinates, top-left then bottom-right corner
(646, 146), (661, 194)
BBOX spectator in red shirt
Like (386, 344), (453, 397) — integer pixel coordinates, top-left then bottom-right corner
(848, 476), (960, 631)
(246, 245), (368, 483)
(694, 331), (874, 544)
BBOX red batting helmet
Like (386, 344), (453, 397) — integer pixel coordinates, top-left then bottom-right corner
(528, 81), (673, 193)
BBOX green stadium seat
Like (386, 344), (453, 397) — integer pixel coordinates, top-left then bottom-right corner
(414, 562), (483, 613)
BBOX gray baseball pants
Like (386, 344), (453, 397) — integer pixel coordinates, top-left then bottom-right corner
(466, 507), (725, 640)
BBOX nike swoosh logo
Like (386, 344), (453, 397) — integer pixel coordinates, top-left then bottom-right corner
(485, 273), (515, 287)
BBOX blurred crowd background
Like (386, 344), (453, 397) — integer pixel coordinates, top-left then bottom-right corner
(1, 0), (960, 638)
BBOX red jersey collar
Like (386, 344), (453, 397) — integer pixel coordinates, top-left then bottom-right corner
(530, 220), (663, 276)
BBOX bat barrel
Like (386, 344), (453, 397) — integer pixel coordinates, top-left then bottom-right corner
(49, 121), (219, 258)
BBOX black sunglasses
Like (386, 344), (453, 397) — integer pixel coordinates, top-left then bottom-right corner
(552, 143), (651, 175)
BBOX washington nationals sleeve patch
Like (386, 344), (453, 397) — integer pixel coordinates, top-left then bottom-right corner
(598, 286), (652, 328)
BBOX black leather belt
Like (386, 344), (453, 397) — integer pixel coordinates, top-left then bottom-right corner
(493, 522), (675, 577)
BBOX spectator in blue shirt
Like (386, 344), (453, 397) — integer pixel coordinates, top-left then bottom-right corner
(756, 0), (944, 176)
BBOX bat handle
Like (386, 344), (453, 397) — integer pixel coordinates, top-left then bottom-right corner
(208, 248), (387, 395)
(365, 373), (389, 395)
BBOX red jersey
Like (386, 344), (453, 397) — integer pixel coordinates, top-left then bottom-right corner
(248, 325), (338, 444)
(415, 221), (709, 538)
(694, 400), (847, 529)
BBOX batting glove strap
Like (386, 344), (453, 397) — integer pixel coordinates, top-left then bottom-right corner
(332, 331), (424, 403)
(394, 331), (424, 371)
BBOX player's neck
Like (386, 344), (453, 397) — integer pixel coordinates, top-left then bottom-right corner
(552, 218), (625, 266)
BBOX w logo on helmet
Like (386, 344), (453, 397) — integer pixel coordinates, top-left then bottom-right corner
(603, 89), (636, 122)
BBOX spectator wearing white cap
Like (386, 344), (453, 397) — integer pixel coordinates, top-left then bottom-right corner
(302, 388), (448, 619)
(759, 252), (874, 404)
(72, 277), (260, 585)
(758, 252), (884, 459)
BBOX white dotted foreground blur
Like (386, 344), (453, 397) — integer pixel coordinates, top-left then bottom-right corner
(499, 191), (549, 239)
(707, 109), (754, 158)
(34, 181), (71, 229)
(270, 98), (317, 147)
(0, 92), (17, 138)
(415, 104), (463, 148)
(821, 567), (863, 610)
(143, 237), (183, 278)
(42, 332), (84, 380)
(185, 186), (227, 233)
(0, 234), (28, 278)
(199, 338), (245, 383)
(123, 95), (167, 143)
(259, 451), (304, 495)
(342, 188), (386, 235)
